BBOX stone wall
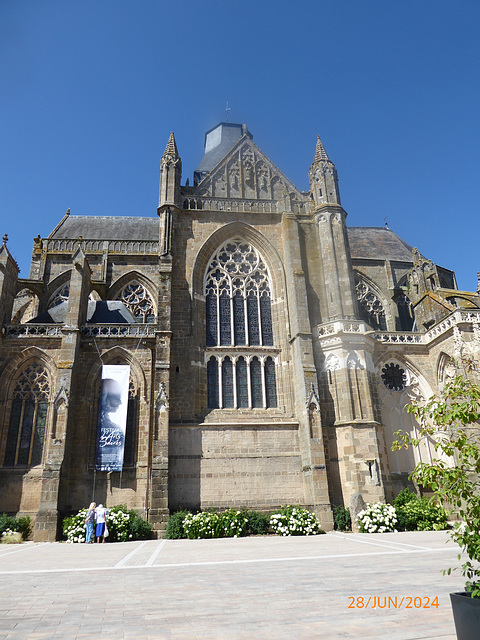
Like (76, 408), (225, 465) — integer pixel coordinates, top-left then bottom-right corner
(168, 423), (304, 511)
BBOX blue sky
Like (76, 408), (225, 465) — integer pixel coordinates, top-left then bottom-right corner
(1, 0), (479, 291)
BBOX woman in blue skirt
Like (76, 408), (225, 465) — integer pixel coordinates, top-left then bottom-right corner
(95, 504), (108, 543)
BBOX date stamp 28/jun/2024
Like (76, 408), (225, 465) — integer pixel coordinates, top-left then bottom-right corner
(348, 596), (440, 609)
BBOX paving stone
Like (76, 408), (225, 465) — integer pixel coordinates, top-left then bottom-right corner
(0, 531), (460, 639)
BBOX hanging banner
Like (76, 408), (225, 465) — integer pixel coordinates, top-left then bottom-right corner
(95, 365), (130, 471)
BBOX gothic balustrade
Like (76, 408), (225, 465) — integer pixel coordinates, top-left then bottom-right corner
(3, 324), (64, 337)
(183, 197), (280, 214)
(80, 324), (156, 337)
(3, 324), (157, 338)
(44, 239), (159, 254)
(316, 309), (480, 347)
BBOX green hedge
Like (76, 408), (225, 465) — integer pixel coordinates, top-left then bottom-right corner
(0, 513), (31, 540)
(394, 488), (448, 532)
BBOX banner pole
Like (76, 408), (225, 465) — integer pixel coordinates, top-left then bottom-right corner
(92, 468), (96, 502)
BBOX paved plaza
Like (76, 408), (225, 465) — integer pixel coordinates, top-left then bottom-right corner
(0, 530), (462, 639)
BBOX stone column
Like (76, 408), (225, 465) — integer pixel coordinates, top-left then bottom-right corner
(34, 247), (92, 541)
(282, 215), (333, 529)
(147, 258), (172, 537)
(318, 329), (387, 509)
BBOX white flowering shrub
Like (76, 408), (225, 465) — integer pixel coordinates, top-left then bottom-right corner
(269, 506), (322, 536)
(63, 508), (88, 543)
(219, 509), (249, 538)
(62, 504), (152, 542)
(183, 511), (223, 539)
(107, 506), (132, 542)
(183, 509), (248, 539)
(356, 503), (398, 533)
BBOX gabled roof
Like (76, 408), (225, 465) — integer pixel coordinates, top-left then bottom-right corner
(347, 227), (415, 262)
(49, 216), (159, 240)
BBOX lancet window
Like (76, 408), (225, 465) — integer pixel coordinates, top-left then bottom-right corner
(117, 281), (156, 323)
(3, 363), (50, 467)
(205, 240), (277, 409)
(207, 355), (277, 409)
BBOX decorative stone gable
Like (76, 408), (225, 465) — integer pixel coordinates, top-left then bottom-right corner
(192, 139), (303, 208)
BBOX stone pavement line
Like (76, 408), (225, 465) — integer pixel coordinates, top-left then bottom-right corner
(113, 539), (148, 567)
(0, 542), (48, 557)
(144, 538), (166, 566)
(329, 533), (440, 551)
(0, 545), (456, 576)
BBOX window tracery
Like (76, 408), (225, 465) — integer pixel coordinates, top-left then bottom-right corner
(355, 278), (387, 331)
(205, 240), (273, 346)
(381, 362), (407, 391)
(118, 281), (156, 323)
(48, 284), (70, 309)
(4, 363), (50, 467)
(205, 240), (277, 410)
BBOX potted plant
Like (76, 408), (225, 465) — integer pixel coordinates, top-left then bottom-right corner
(392, 372), (480, 639)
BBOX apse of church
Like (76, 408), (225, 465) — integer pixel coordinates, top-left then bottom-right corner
(1, 122), (479, 541)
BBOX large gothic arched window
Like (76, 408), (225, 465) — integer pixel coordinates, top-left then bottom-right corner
(3, 363), (50, 467)
(205, 240), (274, 347)
(205, 240), (277, 409)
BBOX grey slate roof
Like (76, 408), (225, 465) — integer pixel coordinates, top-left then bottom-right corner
(347, 227), (415, 262)
(49, 217), (415, 264)
(29, 301), (137, 324)
(49, 216), (159, 240)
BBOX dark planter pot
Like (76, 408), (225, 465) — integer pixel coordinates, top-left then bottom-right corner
(450, 592), (480, 640)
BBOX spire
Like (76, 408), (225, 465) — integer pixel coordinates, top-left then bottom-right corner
(308, 134), (341, 207)
(163, 132), (179, 158)
(313, 135), (330, 163)
(158, 131), (182, 209)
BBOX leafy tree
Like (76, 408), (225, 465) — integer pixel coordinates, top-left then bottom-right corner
(393, 374), (480, 597)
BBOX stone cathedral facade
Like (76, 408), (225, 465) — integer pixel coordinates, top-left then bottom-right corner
(1, 122), (479, 541)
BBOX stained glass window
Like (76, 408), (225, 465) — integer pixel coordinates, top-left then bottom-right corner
(222, 358), (234, 408)
(247, 294), (260, 345)
(205, 240), (273, 347)
(236, 357), (248, 408)
(207, 357), (219, 409)
(265, 357), (277, 408)
(204, 239), (277, 410)
(219, 293), (231, 345)
(4, 363), (50, 467)
(206, 293), (217, 346)
(260, 293), (273, 346)
(250, 357), (263, 408)
(233, 293), (246, 345)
